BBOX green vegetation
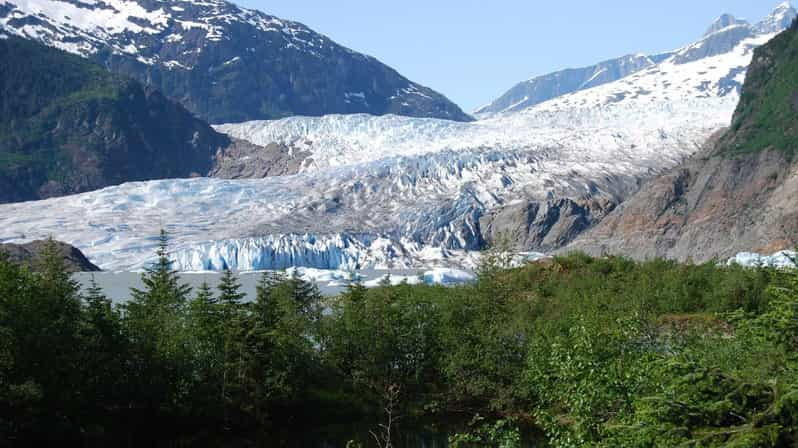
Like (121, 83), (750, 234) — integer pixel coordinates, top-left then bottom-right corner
(723, 19), (798, 156)
(1, 235), (798, 446)
(0, 36), (225, 202)
(0, 36), (123, 149)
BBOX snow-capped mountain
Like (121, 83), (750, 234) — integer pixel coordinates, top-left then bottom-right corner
(476, 3), (796, 117)
(755, 1), (797, 34)
(0, 0), (471, 123)
(473, 53), (671, 117)
(0, 4), (790, 272)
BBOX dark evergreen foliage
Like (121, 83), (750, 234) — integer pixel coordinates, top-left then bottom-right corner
(1, 235), (798, 446)
(0, 36), (228, 203)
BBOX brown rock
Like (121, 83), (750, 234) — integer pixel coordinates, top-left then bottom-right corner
(1, 240), (100, 272)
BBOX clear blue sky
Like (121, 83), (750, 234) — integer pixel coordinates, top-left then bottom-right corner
(237, 0), (784, 112)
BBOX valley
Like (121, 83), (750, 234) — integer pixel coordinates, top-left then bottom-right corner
(4, 1), (798, 446)
(2, 2), (792, 271)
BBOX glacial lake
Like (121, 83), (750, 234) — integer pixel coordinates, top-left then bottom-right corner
(73, 268), (476, 303)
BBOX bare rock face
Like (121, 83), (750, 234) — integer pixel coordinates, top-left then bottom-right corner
(565, 145), (798, 262)
(479, 197), (618, 252)
(210, 139), (309, 179)
(1, 241), (100, 272)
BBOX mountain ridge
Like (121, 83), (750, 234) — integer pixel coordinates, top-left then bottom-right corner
(476, 2), (797, 117)
(0, 0), (471, 123)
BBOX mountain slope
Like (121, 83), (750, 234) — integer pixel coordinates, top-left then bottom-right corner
(0, 0), (471, 123)
(477, 3), (796, 117)
(0, 36), (229, 203)
(474, 53), (669, 116)
(566, 20), (798, 262)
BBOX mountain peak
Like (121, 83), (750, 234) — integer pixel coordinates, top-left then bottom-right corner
(703, 14), (748, 37)
(0, 0), (472, 123)
(754, 1), (797, 34)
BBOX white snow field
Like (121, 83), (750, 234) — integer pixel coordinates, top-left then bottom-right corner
(0, 5), (791, 271)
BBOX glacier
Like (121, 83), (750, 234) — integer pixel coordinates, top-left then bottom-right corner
(0, 7), (789, 272)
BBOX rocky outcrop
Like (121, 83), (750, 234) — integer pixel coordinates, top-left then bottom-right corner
(210, 139), (309, 179)
(480, 197), (618, 252)
(564, 144), (798, 262)
(1, 241), (100, 272)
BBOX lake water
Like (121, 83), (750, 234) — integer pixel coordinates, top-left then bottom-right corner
(74, 268), (475, 303)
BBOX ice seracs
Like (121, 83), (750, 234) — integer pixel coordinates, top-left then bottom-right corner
(728, 251), (798, 269)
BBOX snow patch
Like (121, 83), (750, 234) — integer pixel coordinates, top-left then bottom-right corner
(728, 251), (798, 269)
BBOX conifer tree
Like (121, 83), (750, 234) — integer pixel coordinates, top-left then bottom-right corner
(344, 273), (368, 305)
(37, 237), (81, 304)
(188, 281), (226, 419)
(190, 281), (219, 329)
(21, 237), (84, 419)
(79, 275), (126, 412)
(214, 268), (247, 425)
(288, 269), (323, 320)
(217, 268), (245, 316)
(124, 229), (192, 411)
(253, 271), (286, 327)
(130, 229), (191, 311)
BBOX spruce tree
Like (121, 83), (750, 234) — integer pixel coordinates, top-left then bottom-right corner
(344, 273), (368, 305)
(83, 275), (113, 321)
(124, 228), (192, 412)
(29, 238), (83, 418)
(190, 281), (219, 328)
(217, 268), (245, 314)
(215, 268), (247, 427)
(37, 237), (81, 303)
(195, 281), (217, 305)
(288, 269), (322, 320)
(79, 275), (126, 412)
(253, 271), (286, 327)
(129, 228), (191, 312)
(188, 281), (226, 419)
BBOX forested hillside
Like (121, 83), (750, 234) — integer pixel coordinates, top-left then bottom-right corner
(0, 37), (229, 202)
(2, 235), (798, 446)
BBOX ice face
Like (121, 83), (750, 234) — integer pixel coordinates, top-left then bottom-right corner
(728, 251), (798, 269)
